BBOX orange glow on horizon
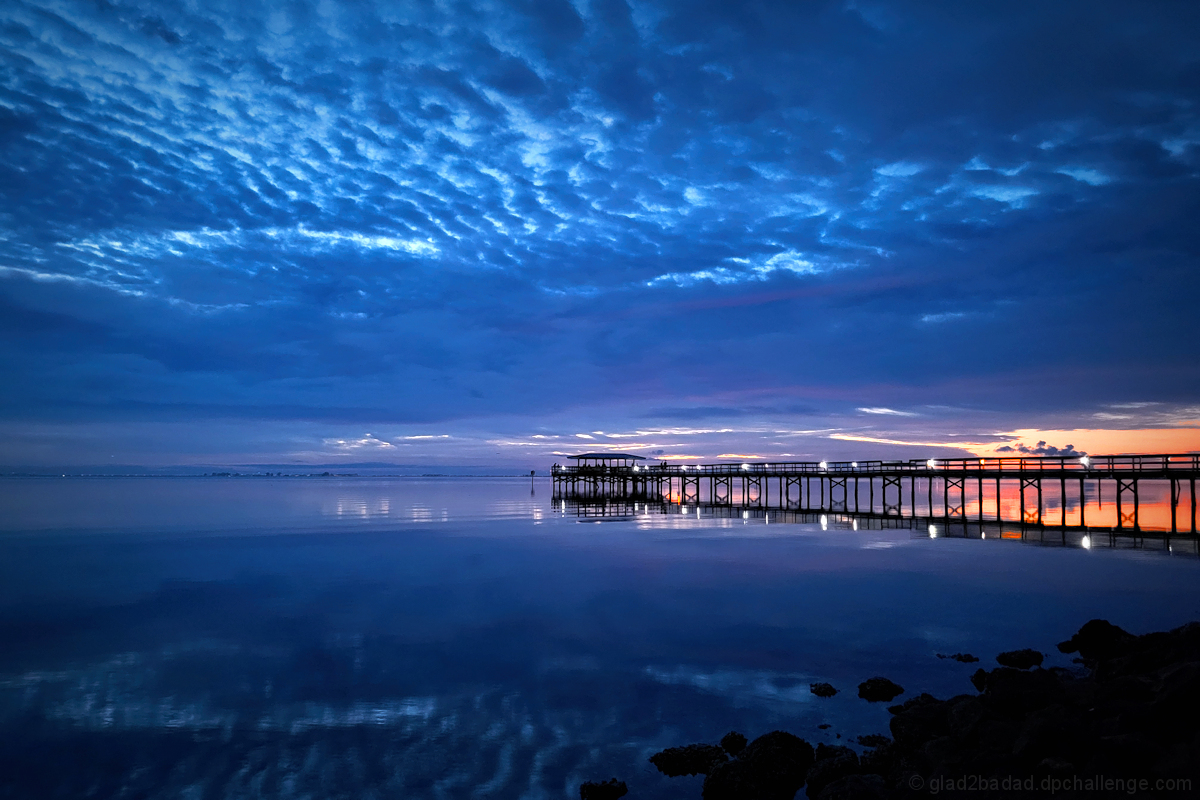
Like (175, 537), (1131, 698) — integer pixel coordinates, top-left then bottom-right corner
(969, 427), (1200, 458)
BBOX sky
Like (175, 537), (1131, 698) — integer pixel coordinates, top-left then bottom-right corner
(1, 0), (1199, 470)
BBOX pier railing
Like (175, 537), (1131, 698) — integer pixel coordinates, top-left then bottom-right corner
(551, 453), (1200, 477)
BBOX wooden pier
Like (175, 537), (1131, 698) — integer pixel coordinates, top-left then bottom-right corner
(551, 453), (1200, 534)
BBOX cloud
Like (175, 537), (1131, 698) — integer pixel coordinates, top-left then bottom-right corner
(994, 440), (1086, 457)
(0, 0), (1197, 465)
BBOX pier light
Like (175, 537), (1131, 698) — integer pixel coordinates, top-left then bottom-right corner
(1080, 456), (1090, 468)
(852, 462), (858, 468)
(741, 463), (750, 470)
(680, 464), (688, 470)
(820, 515), (828, 530)
(852, 519), (858, 531)
(928, 524), (938, 538)
(633, 465), (639, 472)
(819, 461), (828, 470)
(1081, 535), (1091, 550)
(927, 459), (937, 469)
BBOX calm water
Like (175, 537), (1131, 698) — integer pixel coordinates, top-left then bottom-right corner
(2, 477), (1199, 799)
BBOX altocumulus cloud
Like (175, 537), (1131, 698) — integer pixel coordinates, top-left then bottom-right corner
(0, 0), (1198, 464)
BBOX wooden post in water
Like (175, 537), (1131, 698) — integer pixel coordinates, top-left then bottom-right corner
(1171, 478), (1178, 534)
(1134, 479), (1140, 530)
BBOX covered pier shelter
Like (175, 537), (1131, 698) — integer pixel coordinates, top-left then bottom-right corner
(551, 453), (648, 497)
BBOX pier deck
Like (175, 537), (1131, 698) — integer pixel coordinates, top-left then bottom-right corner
(551, 454), (1200, 533)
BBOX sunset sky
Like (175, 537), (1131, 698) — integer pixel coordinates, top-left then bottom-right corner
(1, 0), (1198, 470)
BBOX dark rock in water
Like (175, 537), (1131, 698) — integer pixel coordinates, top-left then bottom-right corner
(889, 694), (949, 747)
(1143, 660), (1200, 739)
(810, 682), (838, 698)
(815, 743), (857, 761)
(806, 744), (860, 798)
(887, 693), (941, 716)
(702, 731), (814, 800)
(813, 773), (887, 800)
(817, 724), (831, 730)
(720, 731), (747, 756)
(1012, 703), (1091, 763)
(997, 648), (1044, 669)
(937, 652), (980, 663)
(855, 734), (890, 748)
(946, 695), (985, 738)
(580, 778), (627, 799)
(654, 619), (1200, 799)
(980, 667), (1062, 713)
(857, 677), (904, 702)
(650, 744), (728, 776)
(1057, 619), (1136, 661)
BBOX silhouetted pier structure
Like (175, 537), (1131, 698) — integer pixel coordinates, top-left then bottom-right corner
(551, 453), (1200, 534)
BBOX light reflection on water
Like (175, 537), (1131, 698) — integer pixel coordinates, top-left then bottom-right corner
(0, 477), (1198, 798)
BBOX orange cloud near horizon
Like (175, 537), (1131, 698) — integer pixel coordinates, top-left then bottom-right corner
(970, 427), (1200, 457)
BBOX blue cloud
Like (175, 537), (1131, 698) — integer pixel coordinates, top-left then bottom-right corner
(0, 0), (1198, 464)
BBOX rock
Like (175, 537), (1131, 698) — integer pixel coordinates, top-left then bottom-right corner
(650, 743), (728, 777)
(702, 731), (814, 800)
(937, 653), (980, 663)
(814, 774), (887, 800)
(887, 693), (941, 715)
(996, 648), (1044, 669)
(810, 682), (838, 698)
(806, 745), (859, 798)
(946, 696), (986, 738)
(978, 668), (1063, 714)
(653, 620), (1200, 799)
(1036, 757), (1076, 778)
(580, 778), (627, 799)
(889, 696), (949, 747)
(1057, 619), (1137, 661)
(1143, 661), (1200, 739)
(858, 677), (904, 702)
(973, 717), (1021, 754)
(1011, 704), (1090, 764)
(720, 731), (748, 756)
(815, 743), (857, 762)
(855, 734), (890, 748)
(817, 724), (831, 730)
(1086, 733), (1160, 778)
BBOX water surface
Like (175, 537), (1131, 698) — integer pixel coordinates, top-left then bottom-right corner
(1, 477), (1198, 798)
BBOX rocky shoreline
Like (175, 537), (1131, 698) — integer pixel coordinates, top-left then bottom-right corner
(581, 619), (1200, 799)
